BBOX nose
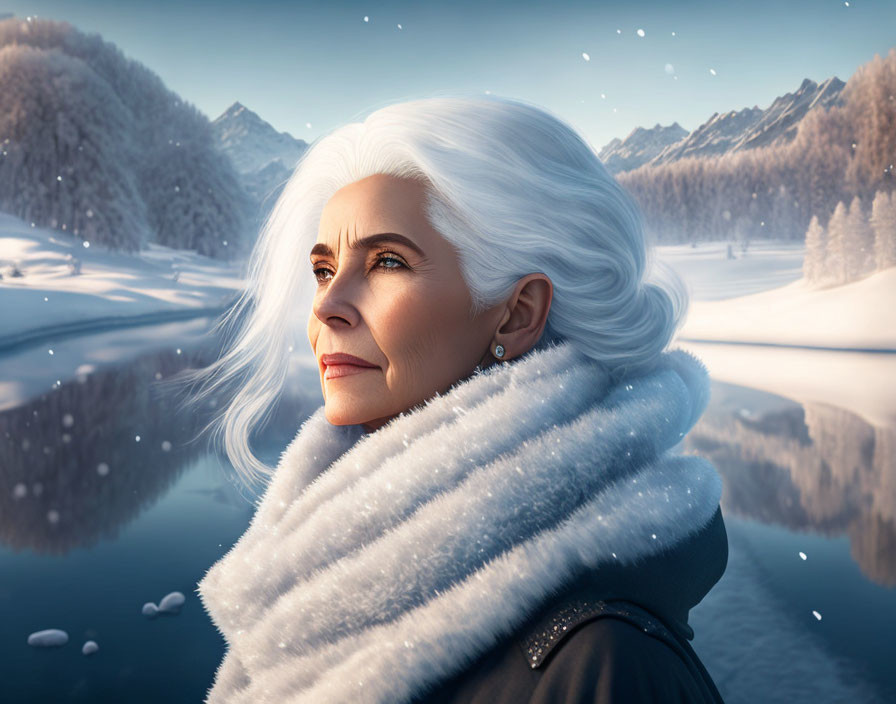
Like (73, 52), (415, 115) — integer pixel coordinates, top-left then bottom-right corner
(311, 269), (361, 328)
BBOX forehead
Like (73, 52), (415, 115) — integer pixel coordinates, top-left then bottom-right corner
(318, 174), (427, 232)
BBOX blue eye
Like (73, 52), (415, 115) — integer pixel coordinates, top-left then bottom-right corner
(375, 253), (407, 270)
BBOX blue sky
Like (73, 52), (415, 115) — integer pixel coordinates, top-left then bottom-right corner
(3, 0), (895, 150)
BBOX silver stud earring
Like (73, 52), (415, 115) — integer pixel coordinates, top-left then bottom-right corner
(494, 344), (505, 359)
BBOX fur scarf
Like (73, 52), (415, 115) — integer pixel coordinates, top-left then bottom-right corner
(196, 340), (723, 704)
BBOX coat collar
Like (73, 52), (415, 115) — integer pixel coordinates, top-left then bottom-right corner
(197, 340), (723, 704)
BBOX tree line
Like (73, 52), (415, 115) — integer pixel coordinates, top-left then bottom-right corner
(803, 190), (896, 286)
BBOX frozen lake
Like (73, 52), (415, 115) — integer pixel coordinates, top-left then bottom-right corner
(1, 319), (893, 703)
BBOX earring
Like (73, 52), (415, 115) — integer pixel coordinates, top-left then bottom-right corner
(494, 344), (505, 359)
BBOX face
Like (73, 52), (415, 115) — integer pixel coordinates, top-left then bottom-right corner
(307, 174), (504, 432)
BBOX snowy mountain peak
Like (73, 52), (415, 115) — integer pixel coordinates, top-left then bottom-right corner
(602, 74), (846, 173)
(211, 102), (307, 175)
(220, 101), (249, 119)
(598, 121), (688, 174)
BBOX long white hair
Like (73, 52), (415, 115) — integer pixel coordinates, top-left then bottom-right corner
(172, 93), (689, 487)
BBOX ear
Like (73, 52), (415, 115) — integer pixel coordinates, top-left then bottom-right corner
(494, 273), (553, 360)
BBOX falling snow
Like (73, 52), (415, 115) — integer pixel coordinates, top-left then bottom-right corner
(799, 551), (807, 560)
(582, 52), (590, 62)
(636, 28), (645, 37)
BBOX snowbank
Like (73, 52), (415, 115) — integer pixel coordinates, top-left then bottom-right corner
(0, 213), (244, 351)
(674, 340), (896, 429)
(676, 268), (896, 351)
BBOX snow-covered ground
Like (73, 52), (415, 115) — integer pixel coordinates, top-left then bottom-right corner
(657, 239), (896, 351)
(674, 341), (896, 429)
(0, 213), (244, 351)
(656, 239), (806, 301)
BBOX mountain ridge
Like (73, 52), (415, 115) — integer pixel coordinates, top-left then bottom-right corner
(600, 75), (846, 174)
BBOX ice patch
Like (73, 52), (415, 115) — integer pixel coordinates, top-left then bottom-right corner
(159, 591), (186, 613)
(28, 629), (68, 647)
(143, 591), (186, 618)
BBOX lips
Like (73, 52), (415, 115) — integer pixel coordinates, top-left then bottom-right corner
(321, 353), (378, 368)
(320, 352), (379, 380)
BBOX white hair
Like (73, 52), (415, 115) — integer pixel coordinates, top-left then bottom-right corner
(172, 93), (689, 487)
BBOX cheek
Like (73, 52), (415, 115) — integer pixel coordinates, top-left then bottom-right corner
(376, 280), (471, 377)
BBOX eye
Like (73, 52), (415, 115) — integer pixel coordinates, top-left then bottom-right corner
(373, 251), (408, 271)
(311, 264), (333, 284)
(310, 251), (408, 286)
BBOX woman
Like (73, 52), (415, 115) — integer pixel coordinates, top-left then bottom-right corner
(189, 94), (728, 703)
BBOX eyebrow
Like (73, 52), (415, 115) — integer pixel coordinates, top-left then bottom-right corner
(310, 233), (425, 259)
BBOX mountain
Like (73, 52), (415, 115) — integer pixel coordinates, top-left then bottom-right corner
(211, 102), (308, 219)
(598, 122), (688, 174)
(602, 76), (846, 174)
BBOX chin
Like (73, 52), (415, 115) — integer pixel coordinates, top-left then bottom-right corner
(323, 395), (390, 427)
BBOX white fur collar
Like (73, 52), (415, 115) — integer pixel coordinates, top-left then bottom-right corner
(197, 340), (723, 703)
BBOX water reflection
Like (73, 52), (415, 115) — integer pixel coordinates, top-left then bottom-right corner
(0, 342), (321, 555)
(685, 381), (896, 586)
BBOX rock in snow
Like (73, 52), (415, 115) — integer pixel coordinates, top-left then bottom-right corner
(158, 591), (185, 613)
(143, 590), (186, 617)
(27, 629), (69, 647)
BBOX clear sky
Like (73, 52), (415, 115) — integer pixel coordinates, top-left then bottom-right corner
(3, 0), (895, 151)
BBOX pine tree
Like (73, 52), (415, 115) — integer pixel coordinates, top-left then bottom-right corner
(802, 215), (826, 285)
(845, 196), (876, 279)
(870, 190), (896, 270)
(823, 201), (849, 286)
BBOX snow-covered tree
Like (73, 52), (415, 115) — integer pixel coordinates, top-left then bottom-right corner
(845, 196), (875, 279)
(823, 201), (849, 286)
(0, 17), (251, 258)
(870, 190), (896, 271)
(802, 215), (826, 285)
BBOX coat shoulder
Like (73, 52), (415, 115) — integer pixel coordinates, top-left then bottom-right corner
(413, 601), (726, 704)
(520, 598), (680, 669)
(524, 614), (725, 704)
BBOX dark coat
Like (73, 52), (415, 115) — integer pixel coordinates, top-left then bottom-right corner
(411, 507), (729, 704)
